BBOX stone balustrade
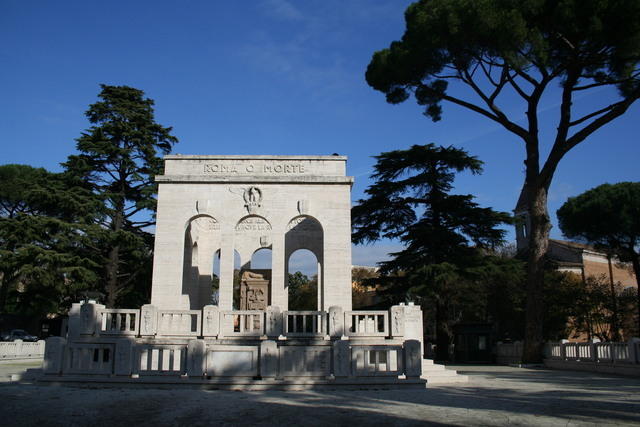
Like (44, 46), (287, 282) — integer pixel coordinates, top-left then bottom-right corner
(43, 302), (426, 386)
(98, 308), (139, 336)
(547, 339), (639, 364)
(0, 339), (45, 360)
(283, 311), (326, 337)
(344, 311), (388, 337)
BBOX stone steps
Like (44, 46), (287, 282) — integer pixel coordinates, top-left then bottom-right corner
(421, 359), (469, 385)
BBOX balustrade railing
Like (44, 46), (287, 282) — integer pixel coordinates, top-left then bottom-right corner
(64, 343), (114, 374)
(344, 311), (388, 337)
(136, 344), (186, 375)
(0, 340), (45, 360)
(219, 310), (264, 337)
(98, 309), (139, 336)
(351, 345), (403, 376)
(283, 311), (326, 337)
(157, 310), (201, 336)
(547, 340), (638, 364)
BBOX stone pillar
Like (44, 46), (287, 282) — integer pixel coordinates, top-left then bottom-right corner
(68, 303), (82, 340)
(218, 234), (235, 310)
(202, 305), (220, 337)
(628, 337), (640, 364)
(390, 305), (405, 338)
(589, 338), (600, 361)
(560, 339), (569, 360)
(43, 337), (66, 375)
(187, 339), (206, 377)
(266, 306), (283, 337)
(271, 233), (286, 310)
(333, 340), (350, 377)
(114, 339), (133, 376)
(404, 339), (422, 378)
(328, 306), (344, 338)
(260, 340), (278, 378)
(403, 303), (424, 356)
(80, 302), (104, 336)
(140, 304), (158, 336)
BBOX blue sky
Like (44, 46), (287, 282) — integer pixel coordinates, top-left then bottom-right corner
(1, 0), (639, 274)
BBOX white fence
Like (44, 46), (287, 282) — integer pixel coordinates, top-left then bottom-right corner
(546, 339), (640, 364)
(0, 340), (45, 360)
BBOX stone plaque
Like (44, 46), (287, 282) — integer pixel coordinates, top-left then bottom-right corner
(239, 270), (271, 310)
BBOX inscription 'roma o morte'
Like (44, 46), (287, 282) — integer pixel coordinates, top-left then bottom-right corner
(203, 162), (306, 175)
(236, 216), (272, 232)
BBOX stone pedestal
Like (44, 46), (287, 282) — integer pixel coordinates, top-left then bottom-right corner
(260, 340), (278, 378)
(328, 306), (344, 337)
(187, 339), (206, 377)
(80, 302), (104, 336)
(266, 306), (283, 337)
(202, 305), (220, 337)
(114, 339), (133, 376)
(43, 337), (66, 375)
(140, 304), (158, 336)
(333, 340), (350, 377)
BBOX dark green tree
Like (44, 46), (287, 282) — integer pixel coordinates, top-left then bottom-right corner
(365, 0), (640, 362)
(287, 271), (318, 311)
(557, 182), (640, 334)
(352, 144), (511, 360)
(0, 164), (100, 316)
(64, 85), (178, 307)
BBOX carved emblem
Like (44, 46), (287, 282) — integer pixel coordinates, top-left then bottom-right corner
(243, 186), (262, 214)
(297, 200), (309, 215)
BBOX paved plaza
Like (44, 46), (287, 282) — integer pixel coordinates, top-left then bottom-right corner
(1, 362), (639, 426)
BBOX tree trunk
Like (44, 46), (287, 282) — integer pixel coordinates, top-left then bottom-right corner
(522, 186), (551, 363)
(105, 245), (120, 308)
(607, 255), (621, 340)
(631, 256), (640, 336)
(435, 300), (451, 362)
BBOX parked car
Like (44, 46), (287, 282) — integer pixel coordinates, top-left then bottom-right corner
(0, 329), (39, 342)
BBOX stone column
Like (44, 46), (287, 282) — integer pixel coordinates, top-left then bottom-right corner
(333, 340), (350, 377)
(187, 339), (206, 377)
(260, 340), (278, 378)
(67, 303), (82, 340)
(404, 339), (422, 378)
(390, 305), (405, 338)
(328, 306), (344, 338)
(266, 306), (283, 337)
(43, 337), (66, 375)
(271, 233), (286, 310)
(218, 232), (235, 310)
(139, 304), (158, 336)
(114, 339), (133, 376)
(80, 302), (104, 336)
(202, 305), (220, 337)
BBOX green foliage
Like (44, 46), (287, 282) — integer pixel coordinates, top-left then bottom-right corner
(367, 0), (640, 121)
(557, 181), (640, 335)
(287, 272), (317, 311)
(63, 84), (178, 307)
(366, 0), (640, 362)
(557, 182), (640, 264)
(0, 165), (101, 316)
(352, 144), (511, 359)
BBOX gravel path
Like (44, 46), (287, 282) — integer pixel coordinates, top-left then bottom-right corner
(1, 363), (639, 426)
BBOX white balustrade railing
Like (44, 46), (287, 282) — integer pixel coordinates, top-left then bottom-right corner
(220, 310), (264, 337)
(344, 311), (388, 337)
(0, 340), (45, 360)
(98, 309), (139, 336)
(157, 310), (201, 336)
(351, 345), (403, 376)
(64, 343), (114, 374)
(547, 340), (639, 364)
(283, 311), (326, 337)
(135, 345), (186, 375)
